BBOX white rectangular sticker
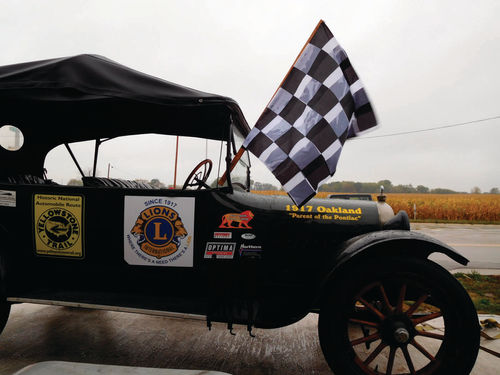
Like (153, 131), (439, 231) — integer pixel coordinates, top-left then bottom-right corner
(204, 242), (236, 259)
(0, 190), (16, 207)
(214, 232), (232, 239)
(124, 196), (195, 267)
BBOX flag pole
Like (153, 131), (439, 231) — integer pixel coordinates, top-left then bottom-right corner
(218, 20), (325, 187)
(173, 136), (179, 188)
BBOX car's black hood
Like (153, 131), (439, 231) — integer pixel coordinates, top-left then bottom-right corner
(223, 191), (382, 228)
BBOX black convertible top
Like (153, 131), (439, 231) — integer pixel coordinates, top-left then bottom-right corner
(0, 54), (250, 177)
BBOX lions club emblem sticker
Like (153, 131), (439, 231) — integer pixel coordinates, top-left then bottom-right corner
(34, 194), (84, 258)
(131, 205), (186, 258)
(124, 196), (194, 267)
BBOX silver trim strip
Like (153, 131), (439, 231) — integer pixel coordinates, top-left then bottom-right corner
(6, 297), (206, 321)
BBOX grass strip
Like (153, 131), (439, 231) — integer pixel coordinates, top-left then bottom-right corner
(454, 271), (500, 315)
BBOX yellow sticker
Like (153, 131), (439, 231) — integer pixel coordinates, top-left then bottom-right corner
(285, 204), (363, 221)
(34, 194), (84, 258)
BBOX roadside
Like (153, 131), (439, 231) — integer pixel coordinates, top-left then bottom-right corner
(412, 223), (500, 360)
(454, 272), (500, 314)
(412, 223), (500, 273)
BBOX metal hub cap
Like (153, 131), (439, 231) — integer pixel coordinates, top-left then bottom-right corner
(394, 327), (410, 344)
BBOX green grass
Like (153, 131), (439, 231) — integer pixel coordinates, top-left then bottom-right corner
(454, 272), (500, 314)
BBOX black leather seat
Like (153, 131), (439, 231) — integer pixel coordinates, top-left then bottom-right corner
(1, 175), (57, 185)
(82, 177), (156, 189)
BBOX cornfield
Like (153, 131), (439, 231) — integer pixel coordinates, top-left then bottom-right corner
(382, 194), (500, 222)
(251, 191), (500, 222)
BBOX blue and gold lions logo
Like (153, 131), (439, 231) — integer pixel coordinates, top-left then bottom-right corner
(130, 205), (187, 259)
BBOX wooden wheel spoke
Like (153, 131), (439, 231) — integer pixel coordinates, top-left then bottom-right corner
(411, 339), (436, 361)
(386, 346), (396, 375)
(396, 284), (407, 313)
(349, 318), (379, 328)
(406, 293), (428, 317)
(402, 346), (416, 374)
(417, 330), (445, 340)
(412, 311), (442, 325)
(350, 332), (380, 346)
(378, 283), (393, 312)
(358, 297), (386, 320)
(363, 341), (387, 365)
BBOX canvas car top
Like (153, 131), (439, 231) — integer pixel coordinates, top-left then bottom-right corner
(0, 54), (249, 177)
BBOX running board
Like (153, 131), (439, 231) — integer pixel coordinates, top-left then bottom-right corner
(6, 297), (206, 321)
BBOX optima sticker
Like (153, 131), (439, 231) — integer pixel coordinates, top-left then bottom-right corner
(34, 194), (84, 258)
(124, 196), (194, 267)
(204, 242), (236, 259)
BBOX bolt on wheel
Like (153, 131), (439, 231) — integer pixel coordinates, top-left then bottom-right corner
(349, 280), (444, 374)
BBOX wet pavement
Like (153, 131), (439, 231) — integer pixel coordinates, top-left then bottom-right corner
(0, 305), (330, 375)
(1, 305), (499, 375)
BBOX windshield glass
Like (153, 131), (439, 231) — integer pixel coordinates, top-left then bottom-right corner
(231, 127), (250, 188)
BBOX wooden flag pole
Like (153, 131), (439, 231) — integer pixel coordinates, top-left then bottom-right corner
(218, 20), (325, 187)
(218, 146), (245, 186)
(268, 20), (324, 104)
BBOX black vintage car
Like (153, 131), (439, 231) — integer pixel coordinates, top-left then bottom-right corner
(0, 55), (479, 375)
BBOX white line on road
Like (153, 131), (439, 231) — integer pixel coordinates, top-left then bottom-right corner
(449, 243), (500, 247)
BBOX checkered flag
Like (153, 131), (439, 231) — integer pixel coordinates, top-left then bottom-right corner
(243, 20), (377, 206)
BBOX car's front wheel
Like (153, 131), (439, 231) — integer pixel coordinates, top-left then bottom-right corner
(318, 257), (479, 375)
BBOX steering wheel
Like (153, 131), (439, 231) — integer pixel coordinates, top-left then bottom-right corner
(182, 159), (213, 190)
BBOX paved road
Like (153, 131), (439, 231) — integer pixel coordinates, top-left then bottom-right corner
(0, 224), (499, 375)
(412, 223), (500, 271)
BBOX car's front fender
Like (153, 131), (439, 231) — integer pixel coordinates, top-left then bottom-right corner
(314, 230), (468, 308)
(335, 229), (468, 269)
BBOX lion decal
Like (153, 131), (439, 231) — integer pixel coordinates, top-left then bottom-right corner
(131, 205), (187, 259)
(219, 210), (254, 229)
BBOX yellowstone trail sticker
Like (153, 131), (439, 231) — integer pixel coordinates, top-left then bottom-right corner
(34, 194), (84, 258)
(124, 196), (194, 267)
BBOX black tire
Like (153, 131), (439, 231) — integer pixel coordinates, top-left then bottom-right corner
(318, 257), (479, 375)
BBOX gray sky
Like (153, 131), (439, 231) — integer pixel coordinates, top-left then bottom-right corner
(1, 0), (499, 192)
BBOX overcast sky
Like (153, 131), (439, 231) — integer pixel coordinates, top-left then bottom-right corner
(1, 0), (499, 192)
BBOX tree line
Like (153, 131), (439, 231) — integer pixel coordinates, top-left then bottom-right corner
(318, 180), (499, 194)
(67, 176), (498, 194)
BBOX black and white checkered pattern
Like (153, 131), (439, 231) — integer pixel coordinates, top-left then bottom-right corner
(243, 21), (377, 206)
